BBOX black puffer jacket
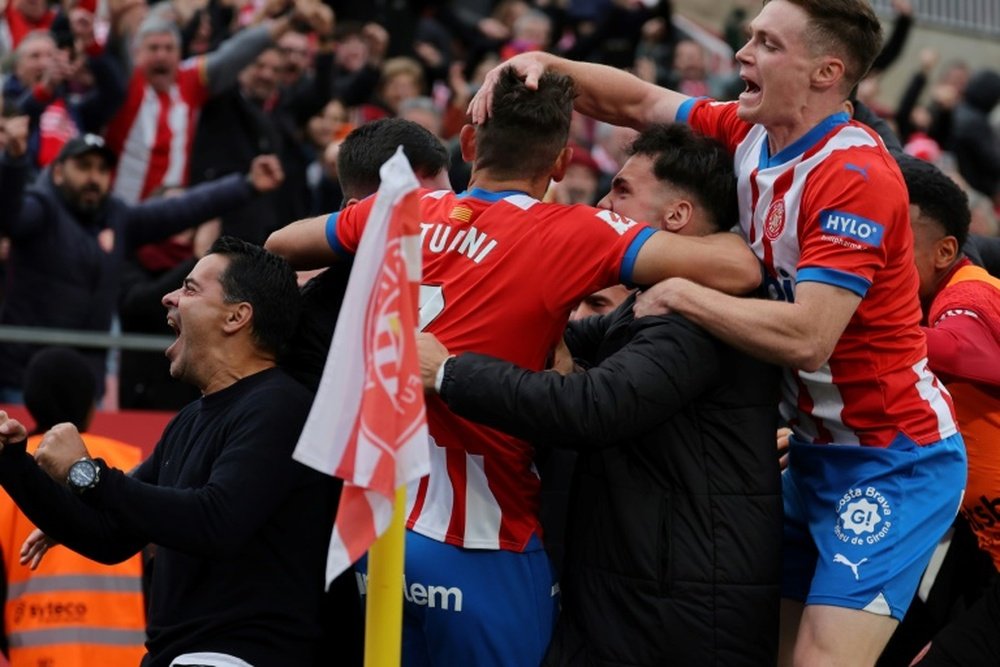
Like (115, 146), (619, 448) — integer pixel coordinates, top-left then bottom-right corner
(0, 155), (255, 392)
(440, 295), (782, 666)
(951, 69), (1000, 198)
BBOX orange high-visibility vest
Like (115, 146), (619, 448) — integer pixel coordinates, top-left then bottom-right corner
(940, 265), (1000, 570)
(0, 434), (147, 667)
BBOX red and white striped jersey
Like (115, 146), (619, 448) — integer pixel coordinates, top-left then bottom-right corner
(105, 58), (209, 203)
(329, 188), (655, 550)
(679, 98), (957, 447)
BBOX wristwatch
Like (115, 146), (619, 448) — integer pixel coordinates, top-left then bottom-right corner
(66, 457), (101, 494)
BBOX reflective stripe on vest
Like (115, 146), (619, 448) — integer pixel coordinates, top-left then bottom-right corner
(8, 627), (147, 648)
(8, 574), (143, 599)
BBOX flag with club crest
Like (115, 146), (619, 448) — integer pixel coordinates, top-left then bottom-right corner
(293, 147), (430, 585)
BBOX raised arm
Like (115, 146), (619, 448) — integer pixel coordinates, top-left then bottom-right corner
(469, 51), (689, 131)
(264, 213), (339, 269)
(0, 416), (145, 564)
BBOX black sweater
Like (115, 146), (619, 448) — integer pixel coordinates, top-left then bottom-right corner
(0, 367), (337, 667)
(439, 297), (783, 666)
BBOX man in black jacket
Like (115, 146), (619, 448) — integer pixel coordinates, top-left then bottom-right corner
(0, 131), (284, 401)
(418, 124), (782, 666)
(0, 237), (338, 667)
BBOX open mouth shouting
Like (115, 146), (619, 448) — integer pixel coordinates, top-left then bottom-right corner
(165, 312), (181, 360)
(740, 74), (762, 107)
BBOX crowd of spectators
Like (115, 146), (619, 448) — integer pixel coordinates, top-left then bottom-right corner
(0, 0), (995, 406)
(0, 0), (998, 664)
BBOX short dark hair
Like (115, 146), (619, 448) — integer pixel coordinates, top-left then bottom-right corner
(24, 347), (96, 433)
(898, 156), (970, 249)
(627, 124), (737, 232)
(338, 118), (450, 202)
(475, 66), (575, 181)
(767, 0), (882, 90)
(207, 236), (301, 357)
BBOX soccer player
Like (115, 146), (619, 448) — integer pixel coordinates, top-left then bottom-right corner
(266, 68), (761, 665)
(469, 2), (966, 665)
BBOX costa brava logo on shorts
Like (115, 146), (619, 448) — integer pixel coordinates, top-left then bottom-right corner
(834, 487), (893, 546)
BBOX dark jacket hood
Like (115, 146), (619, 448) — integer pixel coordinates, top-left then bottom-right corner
(963, 69), (1000, 113)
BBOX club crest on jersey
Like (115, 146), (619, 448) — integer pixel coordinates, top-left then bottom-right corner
(596, 209), (638, 235)
(834, 486), (893, 546)
(820, 210), (884, 248)
(764, 199), (786, 241)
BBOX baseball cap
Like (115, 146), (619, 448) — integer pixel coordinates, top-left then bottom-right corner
(56, 134), (117, 167)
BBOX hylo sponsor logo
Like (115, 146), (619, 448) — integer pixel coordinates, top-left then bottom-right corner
(819, 210), (884, 248)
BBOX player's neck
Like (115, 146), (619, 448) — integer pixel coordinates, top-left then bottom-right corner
(765, 104), (848, 157)
(468, 171), (548, 201)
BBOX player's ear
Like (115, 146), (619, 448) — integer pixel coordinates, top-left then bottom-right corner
(812, 56), (845, 92)
(661, 200), (693, 232)
(550, 146), (573, 183)
(934, 236), (959, 270)
(459, 125), (477, 163)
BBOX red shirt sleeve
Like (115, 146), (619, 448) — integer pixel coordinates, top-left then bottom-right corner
(924, 314), (1000, 386)
(536, 204), (656, 313)
(796, 144), (903, 297)
(326, 195), (378, 257)
(678, 98), (752, 155)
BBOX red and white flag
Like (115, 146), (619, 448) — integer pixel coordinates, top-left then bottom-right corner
(293, 147), (430, 585)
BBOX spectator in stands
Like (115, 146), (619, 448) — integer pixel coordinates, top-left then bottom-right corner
(398, 96), (444, 137)
(950, 68), (1000, 203)
(189, 10), (333, 244)
(0, 126), (284, 402)
(662, 39), (729, 99)
(368, 56), (425, 120)
(417, 123), (783, 666)
(548, 142), (601, 206)
(104, 6), (304, 203)
(0, 237), (339, 667)
(0, 0), (55, 53)
(0, 347), (146, 667)
(499, 8), (550, 61)
(3, 12), (125, 168)
(328, 21), (388, 109)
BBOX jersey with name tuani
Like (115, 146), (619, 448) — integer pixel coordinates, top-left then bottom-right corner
(328, 187), (655, 551)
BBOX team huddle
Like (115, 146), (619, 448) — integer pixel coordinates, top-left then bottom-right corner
(0, 0), (995, 665)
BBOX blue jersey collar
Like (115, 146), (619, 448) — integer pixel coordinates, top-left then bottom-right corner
(457, 187), (530, 202)
(759, 111), (850, 170)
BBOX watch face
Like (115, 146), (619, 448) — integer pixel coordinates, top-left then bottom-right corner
(69, 460), (97, 488)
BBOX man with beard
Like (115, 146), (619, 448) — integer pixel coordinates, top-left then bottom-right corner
(0, 130), (284, 402)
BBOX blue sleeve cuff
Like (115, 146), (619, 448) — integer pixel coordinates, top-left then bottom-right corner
(619, 226), (657, 286)
(675, 97), (700, 124)
(324, 212), (351, 258)
(797, 267), (871, 298)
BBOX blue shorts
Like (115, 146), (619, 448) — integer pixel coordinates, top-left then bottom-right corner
(357, 530), (558, 667)
(782, 432), (966, 620)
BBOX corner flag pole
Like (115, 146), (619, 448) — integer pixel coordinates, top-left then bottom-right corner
(363, 485), (407, 666)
